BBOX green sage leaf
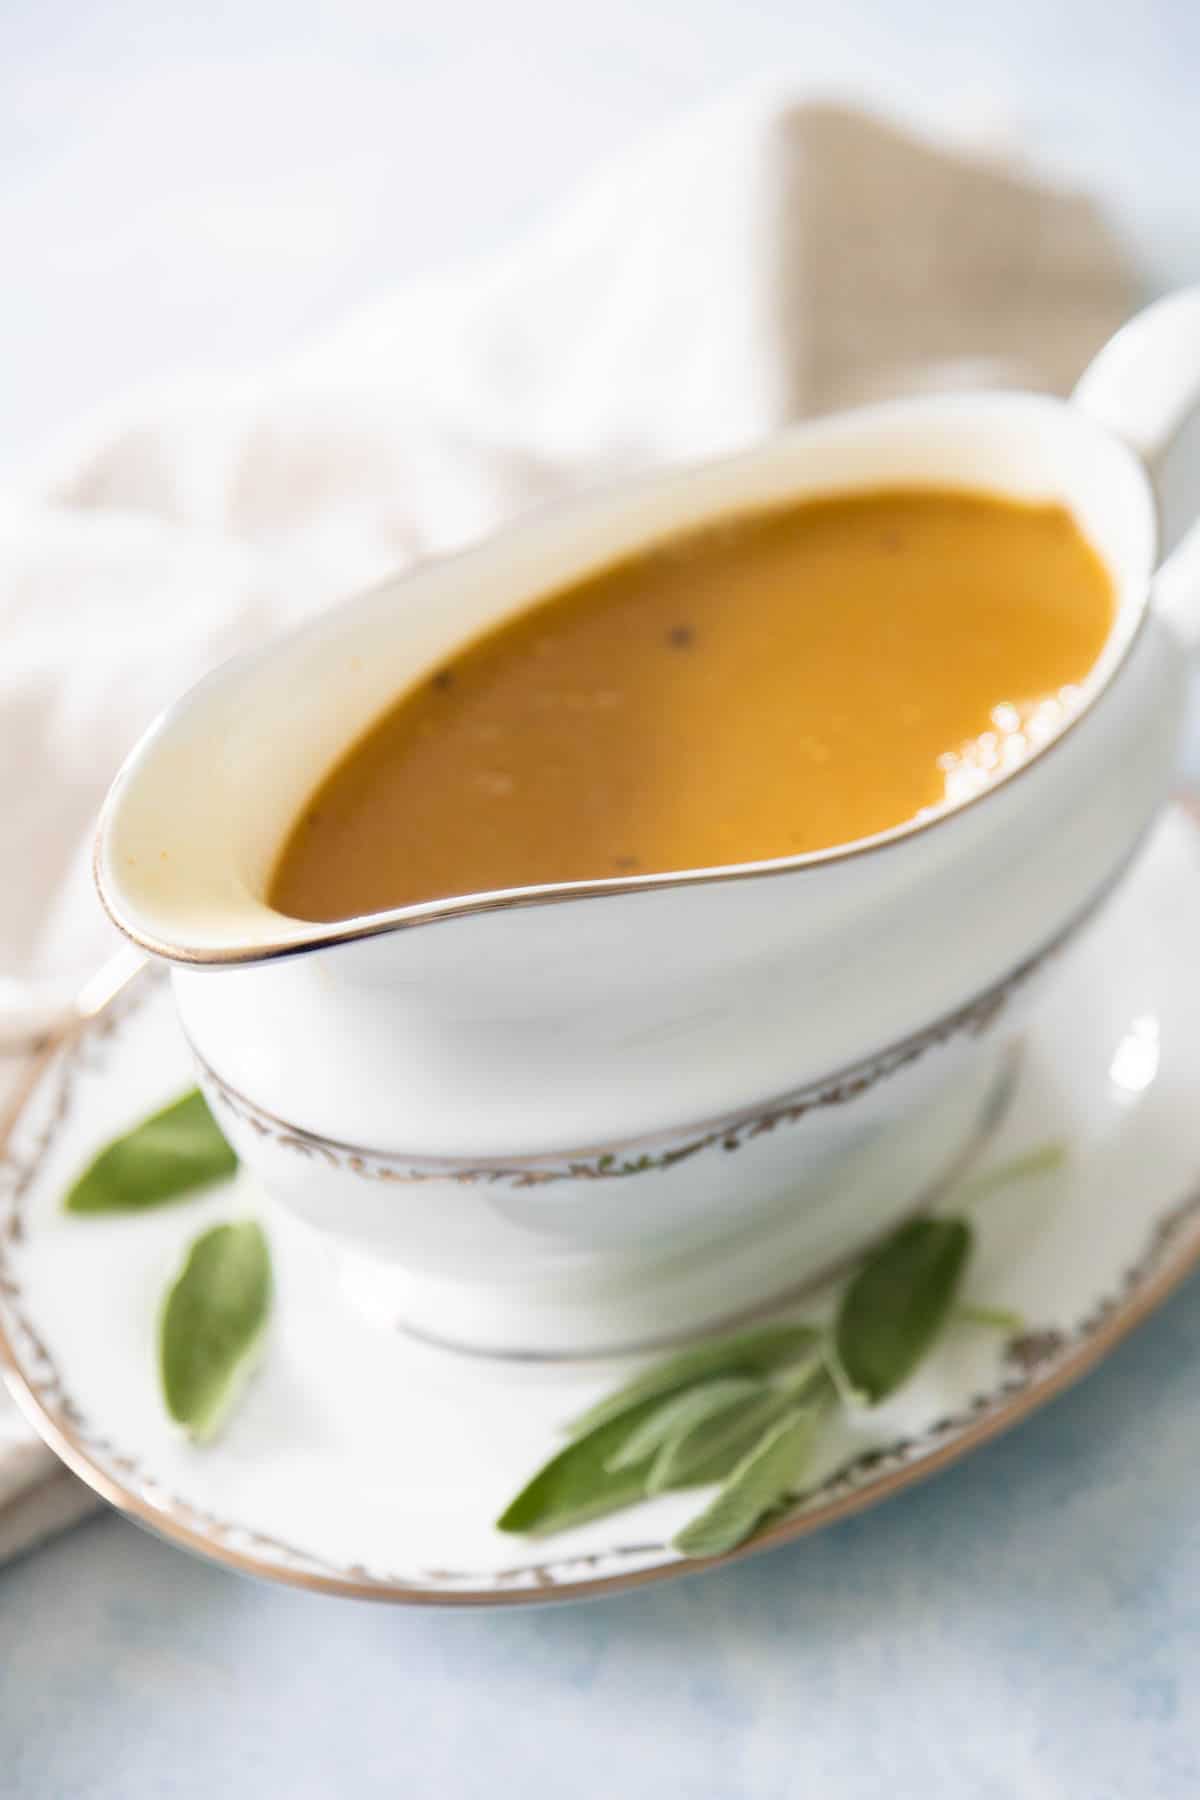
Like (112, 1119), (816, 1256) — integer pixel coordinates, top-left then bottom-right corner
(159, 1221), (272, 1441)
(649, 1387), (796, 1493)
(648, 1353), (831, 1492)
(606, 1377), (765, 1472)
(496, 1398), (664, 1536)
(65, 1089), (236, 1214)
(567, 1322), (821, 1439)
(835, 1216), (971, 1403)
(672, 1406), (821, 1559)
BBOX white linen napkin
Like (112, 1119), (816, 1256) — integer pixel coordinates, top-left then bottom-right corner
(0, 92), (1134, 1560)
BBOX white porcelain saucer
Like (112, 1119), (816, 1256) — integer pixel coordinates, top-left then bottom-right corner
(3, 806), (1200, 1608)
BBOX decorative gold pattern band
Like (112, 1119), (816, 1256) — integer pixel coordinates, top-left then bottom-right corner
(195, 879), (1106, 1189)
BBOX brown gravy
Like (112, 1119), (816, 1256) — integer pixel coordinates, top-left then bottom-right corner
(270, 488), (1114, 921)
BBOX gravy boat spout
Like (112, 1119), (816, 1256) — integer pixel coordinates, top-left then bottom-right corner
(95, 296), (1200, 1357)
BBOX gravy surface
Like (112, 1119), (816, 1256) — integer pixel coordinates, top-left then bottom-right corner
(270, 488), (1114, 921)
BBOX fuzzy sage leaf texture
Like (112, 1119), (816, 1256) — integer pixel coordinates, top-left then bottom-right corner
(159, 1221), (272, 1441)
(64, 1089), (237, 1214)
(496, 1398), (667, 1535)
(647, 1385), (811, 1494)
(672, 1405), (825, 1559)
(605, 1377), (766, 1472)
(834, 1217), (972, 1403)
(567, 1322), (822, 1438)
(497, 1330), (832, 1544)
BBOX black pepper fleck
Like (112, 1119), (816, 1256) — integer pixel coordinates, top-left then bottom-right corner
(666, 625), (695, 649)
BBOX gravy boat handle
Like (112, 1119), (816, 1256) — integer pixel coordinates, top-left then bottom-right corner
(1074, 287), (1200, 650)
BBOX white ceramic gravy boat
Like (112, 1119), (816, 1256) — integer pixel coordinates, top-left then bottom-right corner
(96, 292), (1200, 1358)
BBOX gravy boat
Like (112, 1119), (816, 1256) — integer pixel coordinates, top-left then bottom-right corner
(96, 292), (1200, 1358)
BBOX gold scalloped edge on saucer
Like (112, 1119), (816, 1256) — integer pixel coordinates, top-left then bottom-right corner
(3, 960), (1200, 1605)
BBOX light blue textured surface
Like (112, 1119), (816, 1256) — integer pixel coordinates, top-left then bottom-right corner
(5, 1276), (1200, 1797)
(5, 1), (1200, 1794)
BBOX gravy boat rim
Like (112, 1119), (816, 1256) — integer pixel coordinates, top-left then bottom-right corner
(93, 387), (1157, 968)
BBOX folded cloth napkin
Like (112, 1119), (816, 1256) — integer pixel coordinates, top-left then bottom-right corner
(0, 91), (1134, 1560)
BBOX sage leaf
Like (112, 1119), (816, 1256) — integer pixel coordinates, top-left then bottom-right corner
(648, 1353), (831, 1492)
(567, 1322), (821, 1439)
(159, 1221), (272, 1441)
(672, 1406), (821, 1559)
(496, 1398), (664, 1535)
(835, 1217), (971, 1403)
(606, 1377), (765, 1472)
(820, 1335), (870, 1410)
(65, 1089), (236, 1214)
(649, 1386), (797, 1493)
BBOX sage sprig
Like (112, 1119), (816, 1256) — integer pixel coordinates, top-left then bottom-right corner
(64, 1089), (236, 1213)
(499, 1142), (1063, 1559)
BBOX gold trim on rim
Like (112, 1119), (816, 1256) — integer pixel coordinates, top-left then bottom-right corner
(92, 421), (1157, 970)
(197, 977), (1020, 1188)
(93, 616), (1149, 968)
